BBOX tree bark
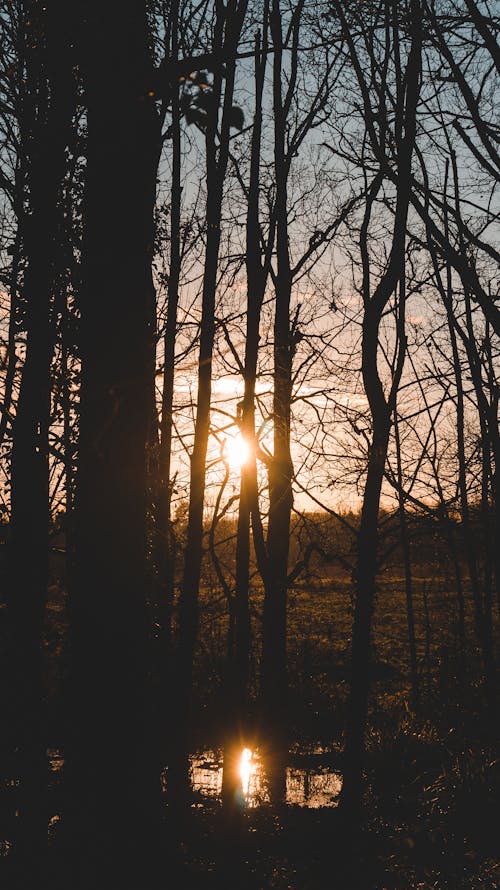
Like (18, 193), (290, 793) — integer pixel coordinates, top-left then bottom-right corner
(68, 4), (162, 885)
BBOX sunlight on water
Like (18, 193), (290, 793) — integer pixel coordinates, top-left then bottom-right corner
(48, 748), (64, 772)
(240, 747), (253, 796)
(48, 814), (61, 845)
(190, 747), (342, 808)
(1, 743), (341, 857)
(190, 753), (223, 798)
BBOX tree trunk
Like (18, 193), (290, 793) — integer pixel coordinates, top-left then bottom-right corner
(152, 0), (181, 773)
(340, 414), (390, 821)
(172, 0), (247, 804)
(261, 0), (294, 742)
(7, 0), (74, 871)
(223, 23), (270, 809)
(394, 413), (419, 708)
(444, 154), (496, 702)
(67, 4), (162, 886)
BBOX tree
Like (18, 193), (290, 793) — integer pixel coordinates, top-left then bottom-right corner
(67, 3), (163, 885)
(5, 0), (75, 871)
(222, 6), (273, 806)
(333, 0), (423, 823)
(172, 0), (249, 803)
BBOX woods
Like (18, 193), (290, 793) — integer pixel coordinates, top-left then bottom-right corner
(0, 0), (499, 888)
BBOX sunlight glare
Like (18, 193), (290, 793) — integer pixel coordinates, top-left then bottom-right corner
(240, 747), (253, 795)
(224, 433), (250, 469)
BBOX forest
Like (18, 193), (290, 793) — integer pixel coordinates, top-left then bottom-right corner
(0, 0), (499, 887)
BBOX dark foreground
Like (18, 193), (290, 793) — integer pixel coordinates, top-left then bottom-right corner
(1, 577), (500, 888)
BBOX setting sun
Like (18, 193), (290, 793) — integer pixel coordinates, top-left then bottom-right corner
(223, 433), (250, 469)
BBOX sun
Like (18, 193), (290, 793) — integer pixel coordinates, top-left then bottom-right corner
(223, 433), (250, 469)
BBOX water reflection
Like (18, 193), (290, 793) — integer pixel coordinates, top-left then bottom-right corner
(190, 747), (341, 808)
(48, 748), (64, 773)
(1, 745), (341, 858)
(240, 747), (253, 796)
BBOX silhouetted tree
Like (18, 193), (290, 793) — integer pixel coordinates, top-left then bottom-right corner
(68, 3), (162, 885)
(172, 0), (248, 803)
(335, 0), (423, 823)
(5, 0), (75, 872)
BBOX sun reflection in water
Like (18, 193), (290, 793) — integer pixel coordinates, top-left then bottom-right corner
(189, 747), (341, 808)
(240, 747), (253, 796)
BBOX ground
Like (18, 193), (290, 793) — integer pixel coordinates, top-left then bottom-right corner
(1, 568), (500, 888)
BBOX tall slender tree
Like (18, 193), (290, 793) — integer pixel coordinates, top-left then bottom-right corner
(172, 0), (248, 801)
(6, 0), (74, 870)
(223, 10), (274, 805)
(336, 0), (423, 823)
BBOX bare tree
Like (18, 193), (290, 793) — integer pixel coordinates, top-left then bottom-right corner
(4, 0), (75, 870)
(172, 0), (249, 803)
(332, 0), (423, 823)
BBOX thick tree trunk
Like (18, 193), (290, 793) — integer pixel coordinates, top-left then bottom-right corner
(68, 4), (162, 886)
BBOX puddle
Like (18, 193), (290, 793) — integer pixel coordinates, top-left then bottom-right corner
(189, 746), (342, 808)
(48, 749), (64, 773)
(1, 744), (342, 855)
